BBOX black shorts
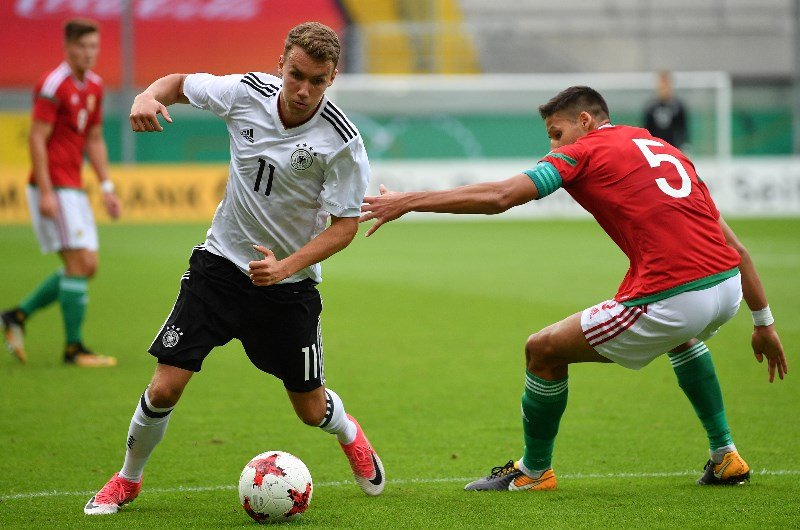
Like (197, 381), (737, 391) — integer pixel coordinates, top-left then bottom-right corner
(148, 247), (325, 392)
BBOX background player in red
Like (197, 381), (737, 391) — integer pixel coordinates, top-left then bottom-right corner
(2, 18), (121, 367)
(360, 86), (787, 491)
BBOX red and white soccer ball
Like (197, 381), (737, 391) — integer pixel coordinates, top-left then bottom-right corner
(238, 451), (313, 523)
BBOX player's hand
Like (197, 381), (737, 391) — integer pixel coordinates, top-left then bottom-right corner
(751, 324), (788, 383)
(129, 93), (173, 132)
(38, 189), (59, 219)
(248, 245), (289, 286)
(103, 191), (122, 219)
(360, 184), (407, 237)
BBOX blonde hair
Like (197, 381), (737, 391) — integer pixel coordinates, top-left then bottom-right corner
(284, 22), (340, 67)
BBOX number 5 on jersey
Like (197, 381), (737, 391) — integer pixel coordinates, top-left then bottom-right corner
(632, 138), (692, 198)
(254, 158), (276, 196)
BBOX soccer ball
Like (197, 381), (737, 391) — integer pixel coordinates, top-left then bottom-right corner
(238, 451), (313, 523)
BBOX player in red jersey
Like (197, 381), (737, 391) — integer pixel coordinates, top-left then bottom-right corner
(361, 86), (787, 490)
(2, 19), (120, 367)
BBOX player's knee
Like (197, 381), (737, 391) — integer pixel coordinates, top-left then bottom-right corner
(146, 383), (183, 408)
(83, 255), (99, 277)
(669, 338), (699, 354)
(297, 408), (326, 426)
(294, 399), (326, 426)
(525, 330), (559, 372)
(65, 252), (98, 277)
(301, 415), (324, 427)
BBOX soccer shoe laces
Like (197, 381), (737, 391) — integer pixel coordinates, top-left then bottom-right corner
(347, 442), (374, 475)
(488, 460), (517, 478)
(95, 474), (135, 505)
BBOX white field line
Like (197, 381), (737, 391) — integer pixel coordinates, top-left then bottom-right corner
(2, 469), (799, 502)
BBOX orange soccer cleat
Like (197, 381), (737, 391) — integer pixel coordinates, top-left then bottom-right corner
(697, 450), (750, 486)
(464, 460), (557, 491)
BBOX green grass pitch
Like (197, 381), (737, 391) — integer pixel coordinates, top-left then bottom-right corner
(0, 218), (798, 528)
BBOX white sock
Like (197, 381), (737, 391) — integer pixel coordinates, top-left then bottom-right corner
(711, 444), (737, 464)
(317, 388), (357, 444)
(517, 459), (547, 479)
(119, 389), (173, 482)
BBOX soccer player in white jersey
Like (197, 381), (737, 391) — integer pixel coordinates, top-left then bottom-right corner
(84, 22), (384, 515)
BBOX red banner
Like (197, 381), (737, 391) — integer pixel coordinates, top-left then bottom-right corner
(0, 0), (345, 88)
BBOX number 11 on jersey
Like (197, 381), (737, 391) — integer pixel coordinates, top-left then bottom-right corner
(254, 158), (276, 196)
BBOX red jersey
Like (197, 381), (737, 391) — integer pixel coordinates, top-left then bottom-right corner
(535, 124), (740, 305)
(30, 62), (103, 189)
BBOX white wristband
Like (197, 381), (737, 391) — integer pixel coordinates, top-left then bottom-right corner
(100, 180), (115, 194)
(751, 305), (774, 327)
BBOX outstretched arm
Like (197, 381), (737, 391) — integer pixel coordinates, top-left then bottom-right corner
(129, 73), (189, 132)
(719, 216), (787, 382)
(359, 174), (539, 237)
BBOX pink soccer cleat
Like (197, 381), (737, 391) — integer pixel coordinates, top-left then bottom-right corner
(84, 473), (142, 515)
(339, 414), (385, 496)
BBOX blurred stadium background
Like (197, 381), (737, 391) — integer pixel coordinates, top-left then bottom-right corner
(0, 0), (799, 223)
(1, 3), (799, 527)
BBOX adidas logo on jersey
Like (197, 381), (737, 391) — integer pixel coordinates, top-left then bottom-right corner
(240, 128), (254, 143)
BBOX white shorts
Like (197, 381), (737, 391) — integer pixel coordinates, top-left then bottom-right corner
(581, 274), (742, 370)
(28, 186), (98, 253)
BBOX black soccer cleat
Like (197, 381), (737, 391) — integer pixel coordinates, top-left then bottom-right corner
(2, 308), (27, 363)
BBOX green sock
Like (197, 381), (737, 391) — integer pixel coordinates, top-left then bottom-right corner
(19, 270), (63, 317)
(669, 342), (734, 451)
(58, 275), (89, 345)
(521, 371), (568, 472)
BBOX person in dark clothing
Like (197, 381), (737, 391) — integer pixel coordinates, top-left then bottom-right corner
(644, 71), (689, 150)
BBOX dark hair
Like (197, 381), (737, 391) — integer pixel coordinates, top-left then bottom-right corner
(284, 22), (340, 67)
(538, 86), (610, 121)
(64, 18), (99, 43)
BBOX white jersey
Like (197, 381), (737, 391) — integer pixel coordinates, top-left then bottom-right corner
(183, 72), (370, 283)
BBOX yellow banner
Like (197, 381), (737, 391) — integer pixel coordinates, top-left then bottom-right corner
(0, 164), (230, 224)
(0, 113), (29, 166)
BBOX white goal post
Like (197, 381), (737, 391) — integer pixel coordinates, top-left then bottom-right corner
(329, 72), (800, 218)
(328, 71), (732, 159)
